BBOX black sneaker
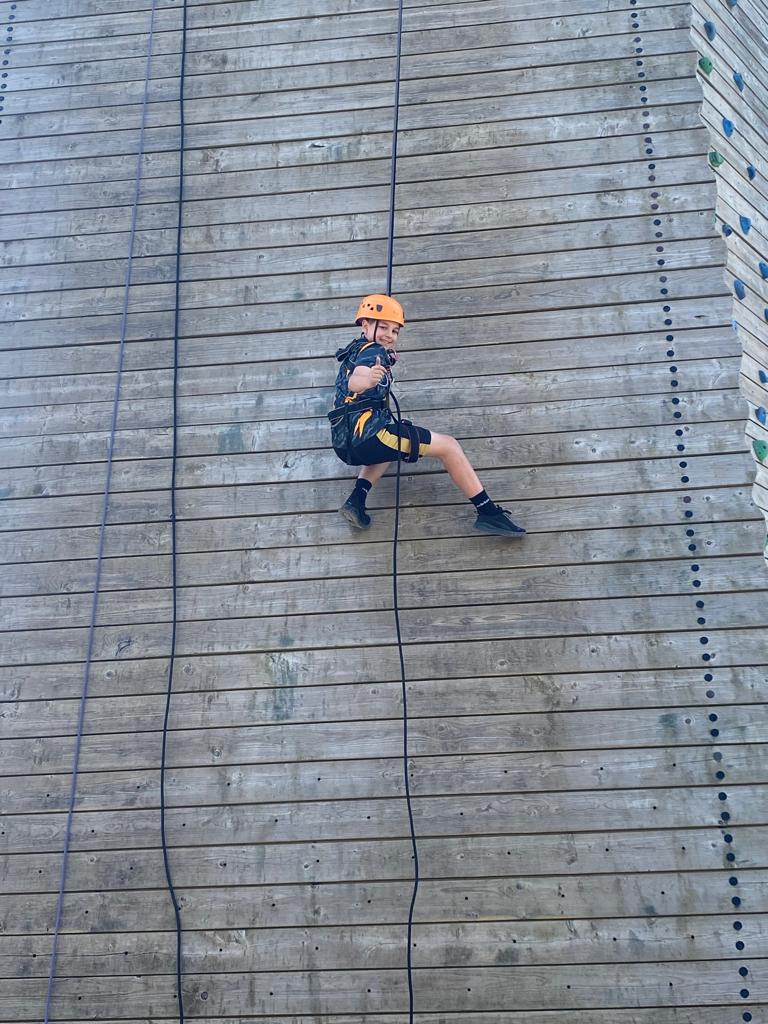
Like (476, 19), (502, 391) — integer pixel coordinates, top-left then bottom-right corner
(340, 496), (371, 530)
(474, 506), (526, 537)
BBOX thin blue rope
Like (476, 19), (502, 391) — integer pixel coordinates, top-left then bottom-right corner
(384, 1), (419, 1021)
(42, 3), (159, 1020)
(159, 0), (189, 1020)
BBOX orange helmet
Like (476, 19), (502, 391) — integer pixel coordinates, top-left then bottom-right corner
(355, 293), (406, 327)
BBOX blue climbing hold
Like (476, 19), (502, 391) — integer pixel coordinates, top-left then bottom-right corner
(759, 261), (768, 279)
(722, 223), (733, 236)
(727, 0), (738, 7)
(747, 164), (757, 180)
(759, 369), (768, 384)
(739, 215), (752, 233)
(723, 117), (735, 137)
(733, 71), (745, 91)
(764, 308), (768, 321)
(734, 279), (746, 299)
(704, 20), (717, 40)
(756, 407), (767, 425)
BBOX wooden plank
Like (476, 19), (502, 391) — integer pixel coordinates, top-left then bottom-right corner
(3, 739), (766, 815)
(3, 53), (697, 154)
(0, 416), (750, 501)
(0, 76), (704, 167)
(0, 450), (755, 532)
(1, 101), (705, 199)
(2, 914), (763, 978)
(0, 484), (756, 573)
(2, 820), (766, 893)
(2, 959), (765, 1016)
(5, 624), (764, 704)
(2, 871), (766, 935)
(0, 236), (727, 324)
(2, 590), (765, 665)
(6, 30), (696, 122)
(0, 298), (734, 401)
(2, 549), (764, 633)
(2, 516), (761, 602)
(2, 784), (763, 855)
(1, 699), (765, 775)
(3, 5), (691, 69)
(1, 391), (746, 475)
(0, 267), (732, 351)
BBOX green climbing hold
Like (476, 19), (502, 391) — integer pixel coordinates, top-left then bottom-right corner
(698, 56), (714, 75)
(709, 151), (725, 168)
(753, 439), (768, 462)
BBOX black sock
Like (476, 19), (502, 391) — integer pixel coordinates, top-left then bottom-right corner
(352, 478), (373, 505)
(470, 489), (497, 515)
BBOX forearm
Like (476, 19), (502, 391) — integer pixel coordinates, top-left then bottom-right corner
(348, 366), (376, 392)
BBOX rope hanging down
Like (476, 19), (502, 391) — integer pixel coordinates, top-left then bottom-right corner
(42, 3), (159, 1020)
(160, 0), (190, 1019)
(384, 1), (421, 1021)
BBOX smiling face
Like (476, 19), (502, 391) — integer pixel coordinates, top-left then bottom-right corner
(360, 317), (402, 351)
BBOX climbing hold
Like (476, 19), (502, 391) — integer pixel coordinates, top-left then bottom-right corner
(764, 308), (768, 321)
(726, 0), (738, 6)
(733, 279), (746, 299)
(759, 369), (768, 384)
(747, 164), (757, 180)
(756, 407), (767, 425)
(733, 71), (745, 91)
(739, 215), (751, 233)
(753, 440), (768, 462)
(722, 117), (735, 137)
(759, 262), (768, 279)
(698, 56), (714, 75)
(722, 223), (734, 236)
(709, 151), (725, 168)
(704, 20), (717, 40)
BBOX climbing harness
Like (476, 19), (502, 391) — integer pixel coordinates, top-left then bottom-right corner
(42, 3), (160, 1021)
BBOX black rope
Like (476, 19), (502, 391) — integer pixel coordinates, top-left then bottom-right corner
(160, 0), (188, 1019)
(384, 1), (419, 1020)
(42, 4), (159, 1020)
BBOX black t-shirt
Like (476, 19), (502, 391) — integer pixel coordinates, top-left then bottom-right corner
(331, 337), (395, 447)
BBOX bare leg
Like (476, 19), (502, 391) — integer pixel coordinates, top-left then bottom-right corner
(358, 461), (392, 487)
(426, 432), (484, 499)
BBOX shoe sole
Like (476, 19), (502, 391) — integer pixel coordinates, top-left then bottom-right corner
(340, 506), (371, 530)
(473, 522), (526, 537)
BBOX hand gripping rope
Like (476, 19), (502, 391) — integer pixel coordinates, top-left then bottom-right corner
(41, 2), (159, 1020)
(384, 1), (422, 1022)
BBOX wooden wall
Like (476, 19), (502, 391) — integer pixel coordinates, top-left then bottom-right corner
(1, 0), (767, 1020)
(691, 0), (768, 564)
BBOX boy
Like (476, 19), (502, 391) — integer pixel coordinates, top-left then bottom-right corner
(329, 294), (526, 538)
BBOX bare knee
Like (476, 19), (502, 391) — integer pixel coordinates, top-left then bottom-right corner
(429, 431), (463, 460)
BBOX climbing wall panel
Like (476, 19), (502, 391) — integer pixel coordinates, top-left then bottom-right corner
(690, 0), (768, 565)
(1, 0), (767, 1021)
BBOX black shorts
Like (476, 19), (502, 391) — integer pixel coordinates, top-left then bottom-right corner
(337, 423), (432, 466)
